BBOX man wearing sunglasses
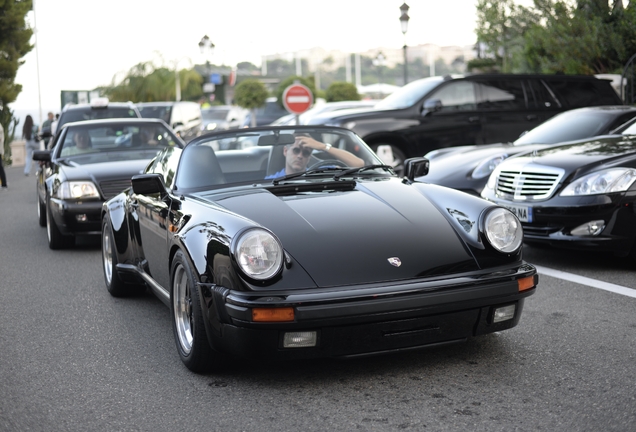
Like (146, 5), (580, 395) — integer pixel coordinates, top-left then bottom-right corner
(266, 134), (364, 179)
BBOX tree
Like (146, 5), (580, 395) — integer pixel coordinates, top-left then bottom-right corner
(102, 62), (203, 102)
(0, 0), (34, 156)
(325, 82), (360, 102)
(234, 79), (268, 127)
(472, 0), (535, 72)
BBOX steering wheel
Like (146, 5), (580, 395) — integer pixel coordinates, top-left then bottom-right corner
(307, 159), (348, 171)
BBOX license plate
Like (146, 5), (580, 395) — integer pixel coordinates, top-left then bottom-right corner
(499, 203), (532, 223)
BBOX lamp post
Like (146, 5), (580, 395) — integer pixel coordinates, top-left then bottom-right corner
(198, 35), (215, 101)
(399, 3), (410, 85)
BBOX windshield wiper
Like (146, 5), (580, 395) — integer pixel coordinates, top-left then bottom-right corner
(271, 166), (345, 185)
(333, 164), (394, 180)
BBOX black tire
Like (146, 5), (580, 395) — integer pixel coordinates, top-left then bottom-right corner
(102, 215), (145, 297)
(37, 189), (46, 227)
(171, 250), (220, 373)
(46, 196), (74, 249)
(370, 143), (406, 176)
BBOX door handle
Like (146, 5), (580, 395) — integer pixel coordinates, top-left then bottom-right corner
(468, 116), (480, 123)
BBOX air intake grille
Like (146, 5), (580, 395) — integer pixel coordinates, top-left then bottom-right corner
(496, 168), (563, 200)
(100, 179), (132, 200)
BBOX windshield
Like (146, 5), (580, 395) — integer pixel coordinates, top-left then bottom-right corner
(57, 122), (180, 158)
(138, 106), (172, 124)
(514, 110), (616, 146)
(59, 107), (138, 129)
(173, 127), (388, 190)
(202, 109), (230, 120)
(374, 77), (444, 110)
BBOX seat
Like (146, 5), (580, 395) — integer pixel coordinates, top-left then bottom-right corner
(177, 145), (225, 189)
(266, 145), (286, 177)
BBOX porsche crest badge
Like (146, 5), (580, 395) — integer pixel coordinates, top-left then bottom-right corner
(388, 257), (402, 267)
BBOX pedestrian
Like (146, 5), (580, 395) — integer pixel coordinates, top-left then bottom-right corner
(0, 120), (7, 190)
(22, 114), (40, 176)
(41, 111), (54, 148)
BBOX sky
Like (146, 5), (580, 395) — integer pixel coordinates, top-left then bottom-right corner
(13, 0), (482, 126)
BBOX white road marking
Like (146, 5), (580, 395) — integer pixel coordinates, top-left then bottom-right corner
(535, 265), (636, 299)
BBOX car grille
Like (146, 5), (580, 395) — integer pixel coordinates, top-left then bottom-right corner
(100, 179), (132, 200)
(495, 166), (564, 201)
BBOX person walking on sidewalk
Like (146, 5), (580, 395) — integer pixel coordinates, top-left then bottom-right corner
(22, 114), (39, 176)
(0, 121), (7, 190)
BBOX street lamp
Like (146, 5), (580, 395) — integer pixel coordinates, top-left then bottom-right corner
(399, 3), (410, 85)
(198, 35), (215, 100)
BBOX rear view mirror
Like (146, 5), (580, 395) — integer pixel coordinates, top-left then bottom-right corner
(257, 134), (296, 146)
(422, 99), (442, 117)
(32, 150), (51, 162)
(132, 174), (168, 197)
(403, 157), (430, 181)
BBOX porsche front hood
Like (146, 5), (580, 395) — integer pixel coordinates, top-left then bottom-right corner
(213, 179), (479, 287)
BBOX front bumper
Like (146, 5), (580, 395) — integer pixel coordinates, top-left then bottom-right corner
(202, 264), (537, 360)
(48, 197), (103, 235)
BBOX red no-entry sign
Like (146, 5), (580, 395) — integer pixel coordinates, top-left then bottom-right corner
(282, 83), (313, 115)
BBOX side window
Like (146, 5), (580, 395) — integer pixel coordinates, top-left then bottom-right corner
(148, 146), (182, 187)
(428, 81), (477, 112)
(527, 79), (560, 109)
(475, 79), (527, 110)
(546, 79), (620, 108)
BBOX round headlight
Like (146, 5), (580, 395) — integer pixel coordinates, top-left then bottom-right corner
(234, 228), (284, 280)
(484, 207), (523, 253)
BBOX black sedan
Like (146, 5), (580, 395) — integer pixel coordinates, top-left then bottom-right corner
(481, 117), (636, 257)
(101, 125), (537, 373)
(34, 118), (184, 249)
(421, 106), (636, 196)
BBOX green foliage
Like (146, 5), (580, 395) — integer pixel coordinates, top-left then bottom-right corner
(274, 76), (316, 108)
(102, 62), (203, 102)
(234, 79), (269, 110)
(476, 0), (636, 75)
(325, 82), (360, 102)
(0, 0), (34, 152)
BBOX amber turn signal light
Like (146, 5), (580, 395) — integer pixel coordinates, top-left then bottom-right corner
(517, 275), (536, 292)
(252, 307), (295, 322)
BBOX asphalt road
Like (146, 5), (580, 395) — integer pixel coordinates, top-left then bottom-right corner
(1, 165), (635, 432)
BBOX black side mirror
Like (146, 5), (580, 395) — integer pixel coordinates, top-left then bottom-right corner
(403, 157), (429, 182)
(132, 174), (168, 197)
(32, 150), (51, 162)
(422, 99), (442, 117)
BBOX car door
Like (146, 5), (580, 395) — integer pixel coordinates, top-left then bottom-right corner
(474, 77), (546, 144)
(404, 80), (484, 153)
(134, 147), (181, 289)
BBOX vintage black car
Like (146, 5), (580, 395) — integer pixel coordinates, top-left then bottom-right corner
(101, 125), (538, 373)
(33, 118), (184, 249)
(481, 117), (636, 257)
(422, 106), (636, 196)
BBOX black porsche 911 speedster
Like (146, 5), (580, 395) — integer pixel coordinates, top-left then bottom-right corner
(101, 125), (538, 373)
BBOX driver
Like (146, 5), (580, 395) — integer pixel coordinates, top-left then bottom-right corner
(265, 134), (364, 179)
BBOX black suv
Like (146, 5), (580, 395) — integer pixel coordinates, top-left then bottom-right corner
(307, 74), (622, 172)
(48, 98), (141, 142)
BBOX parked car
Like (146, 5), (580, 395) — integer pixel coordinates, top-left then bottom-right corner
(421, 106), (636, 195)
(307, 74), (623, 173)
(137, 101), (203, 142)
(101, 124), (537, 373)
(270, 100), (380, 126)
(46, 98), (140, 140)
(481, 116), (636, 258)
(33, 118), (185, 249)
(201, 105), (247, 132)
(242, 97), (288, 127)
